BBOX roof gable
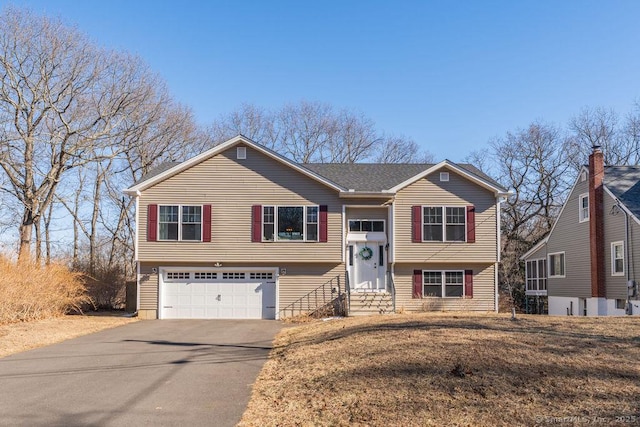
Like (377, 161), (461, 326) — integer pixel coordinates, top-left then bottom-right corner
(603, 165), (640, 222)
(388, 160), (510, 195)
(124, 135), (346, 194)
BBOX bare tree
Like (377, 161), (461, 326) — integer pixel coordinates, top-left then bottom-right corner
(375, 135), (434, 163)
(209, 103), (278, 150)
(489, 122), (576, 309)
(569, 107), (635, 167)
(0, 8), (149, 260)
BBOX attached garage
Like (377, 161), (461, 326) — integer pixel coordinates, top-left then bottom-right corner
(159, 268), (277, 319)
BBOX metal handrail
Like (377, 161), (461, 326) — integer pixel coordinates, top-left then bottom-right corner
(278, 275), (345, 319)
(345, 270), (351, 316)
(387, 270), (396, 313)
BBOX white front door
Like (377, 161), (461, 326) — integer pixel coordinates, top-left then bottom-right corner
(349, 241), (386, 291)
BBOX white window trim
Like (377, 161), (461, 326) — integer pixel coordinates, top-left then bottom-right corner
(611, 241), (625, 276)
(421, 205), (467, 243)
(422, 269), (465, 299)
(525, 258), (547, 292)
(440, 172), (450, 182)
(578, 193), (589, 223)
(158, 204), (203, 242)
(547, 251), (566, 278)
(261, 205), (320, 242)
(347, 219), (386, 233)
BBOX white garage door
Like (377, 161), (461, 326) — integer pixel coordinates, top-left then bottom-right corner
(160, 270), (276, 319)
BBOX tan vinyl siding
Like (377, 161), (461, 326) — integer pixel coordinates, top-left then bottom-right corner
(138, 145), (342, 263)
(139, 261), (344, 318)
(546, 177), (590, 297)
(278, 263), (345, 316)
(394, 168), (498, 263)
(394, 263), (495, 312)
(604, 192), (629, 299)
(345, 207), (388, 221)
(139, 262), (158, 311)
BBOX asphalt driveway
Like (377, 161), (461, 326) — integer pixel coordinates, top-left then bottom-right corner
(0, 319), (282, 427)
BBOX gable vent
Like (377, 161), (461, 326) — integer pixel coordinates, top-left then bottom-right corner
(237, 146), (247, 160)
(440, 172), (450, 182)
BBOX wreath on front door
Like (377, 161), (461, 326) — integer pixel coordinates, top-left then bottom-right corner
(359, 246), (373, 260)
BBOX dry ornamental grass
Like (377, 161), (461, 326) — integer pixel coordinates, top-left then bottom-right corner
(240, 313), (640, 427)
(0, 257), (91, 324)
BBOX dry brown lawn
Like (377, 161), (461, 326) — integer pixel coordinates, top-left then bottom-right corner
(0, 314), (137, 358)
(240, 313), (640, 427)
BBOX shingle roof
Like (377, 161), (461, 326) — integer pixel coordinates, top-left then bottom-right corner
(304, 163), (506, 192)
(134, 162), (181, 186)
(604, 166), (640, 218)
(133, 159), (506, 193)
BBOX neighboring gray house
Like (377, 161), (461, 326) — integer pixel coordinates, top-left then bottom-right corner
(522, 146), (640, 316)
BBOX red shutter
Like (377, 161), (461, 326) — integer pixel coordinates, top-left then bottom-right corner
(252, 205), (262, 242)
(203, 205), (212, 242)
(413, 269), (422, 299)
(147, 204), (157, 242)
(466, 205), (475, 243)
(465, 269), (474, 298)
(412, 206), (422, 242)
(319, 205), (328, 242)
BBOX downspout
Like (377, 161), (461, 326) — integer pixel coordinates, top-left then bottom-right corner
(619, 201), (632, 315)
(495, 195), (504, 313)
(135, 191), (141, 314)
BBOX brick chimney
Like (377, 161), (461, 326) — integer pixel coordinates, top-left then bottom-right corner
(589, 145), (606, 298)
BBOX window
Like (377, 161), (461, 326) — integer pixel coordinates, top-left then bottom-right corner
(579, 194), (589, 222)
(348, 220), (384, 232)
(237, 146), (247, 159)
(548, 252), (565, 278)
(159, 206), (179, 240)
(616, 299), (626, 310)
(423, 270), (465, 298)
(422, 206), (466, 242)
(250, 272), (273, 280)
(194, 272), (217, 280)
(526, 259), (547, 291)
(222, 272), (245, 280)
(611, 241), (624, 276)
(262, 205), (319, 241)
(159, 205), (202, 241)
(263, 206), (274, 241)
(440, 172), (450, 182)
(166, 272), (190, 280)
(423, 207), (443, 241)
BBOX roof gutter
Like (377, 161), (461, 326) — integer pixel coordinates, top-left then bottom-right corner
(339, 191), (395, 198)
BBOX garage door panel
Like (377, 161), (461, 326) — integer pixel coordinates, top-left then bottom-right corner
(161, 271), (276, 319)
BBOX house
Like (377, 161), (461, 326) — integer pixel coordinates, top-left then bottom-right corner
(123, 135), (510, 319)
(521, 146), (640, 316)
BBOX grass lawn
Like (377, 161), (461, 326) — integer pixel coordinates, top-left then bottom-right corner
(240, 313), (640, 427)
(0, 313), (138, 358)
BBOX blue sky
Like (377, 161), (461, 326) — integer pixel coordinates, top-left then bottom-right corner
(10, 0), (640, 161)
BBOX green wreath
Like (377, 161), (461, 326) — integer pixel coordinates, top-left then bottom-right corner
(359, 246), (373, 260)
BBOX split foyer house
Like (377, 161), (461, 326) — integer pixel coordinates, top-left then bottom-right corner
(124, 135), (510, 319)
(522, 146), (640, 316)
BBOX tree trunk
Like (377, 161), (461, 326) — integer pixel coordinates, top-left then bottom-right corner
(18, 209), (34, 262)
